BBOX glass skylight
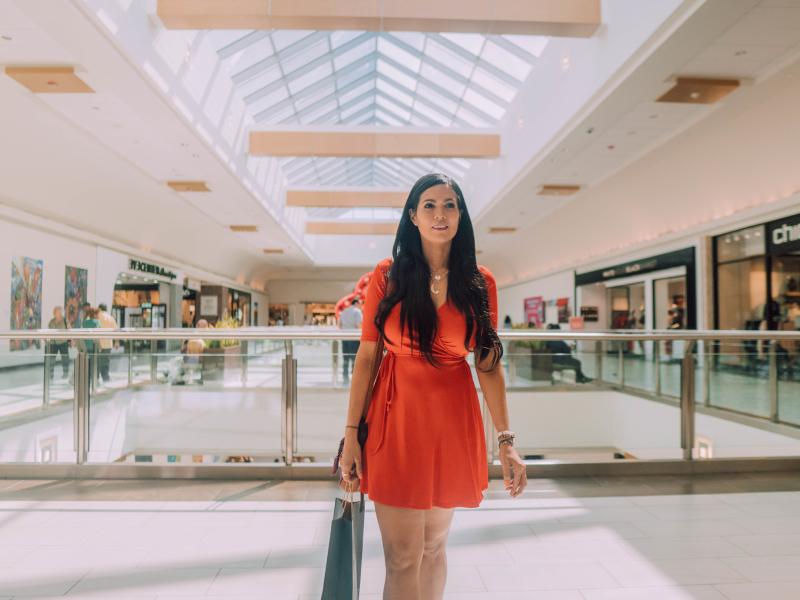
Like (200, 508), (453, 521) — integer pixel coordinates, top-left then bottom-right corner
(213, 29), (545, 190)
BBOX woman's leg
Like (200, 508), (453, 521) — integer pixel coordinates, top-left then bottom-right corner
(420, 507), (454, 599)
(374, 501), (425, 600)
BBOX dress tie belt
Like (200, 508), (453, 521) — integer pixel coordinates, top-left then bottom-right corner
(370, 350), (465, 454)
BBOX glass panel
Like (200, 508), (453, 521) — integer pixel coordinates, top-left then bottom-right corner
(271, 30), (314, 52)
(462, 88), (504, 120)
(717, 257), (767, 372)
(439, 32), (484, 55)
(419, 63), (465, 97)
(716, 225), (765, 263)
(0, 348), (75, 462)
(501, 35), (549, 58)
(376, 58), (418, 91)
(481, 40), (532, 81)
(377, 37), (421, 72)
(424, 38), (474, 78)
(470, 66), (517, 102)
(706, 347), (770, 417)
(333, 37), (375, 70)
(87, 344), (283, 464)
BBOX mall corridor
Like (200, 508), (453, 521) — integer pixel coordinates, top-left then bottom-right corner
(2, 0), (800, 598)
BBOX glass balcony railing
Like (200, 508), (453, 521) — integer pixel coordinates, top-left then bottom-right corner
(0, 328), (799, 469)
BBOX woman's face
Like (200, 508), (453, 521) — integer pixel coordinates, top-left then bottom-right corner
(409, 184), (460, 245)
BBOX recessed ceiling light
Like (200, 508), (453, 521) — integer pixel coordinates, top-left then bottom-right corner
(230, 225), (258, 232)
(649, 114), (659, 119)
(489, 227), (516, 234)
(734, 49), (747, 57)
(1, 35), (13, 41)
(262, 248), (283, 254)
(168, 180), (210, 192)
(538, 185), (581, 196)
(92, 105), (100, 110)
(657, 77), (740, 104)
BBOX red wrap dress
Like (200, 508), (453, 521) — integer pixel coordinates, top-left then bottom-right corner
(359, 258), (498, 509)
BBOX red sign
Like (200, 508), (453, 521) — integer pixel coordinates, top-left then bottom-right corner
(523, 296), (544, 327)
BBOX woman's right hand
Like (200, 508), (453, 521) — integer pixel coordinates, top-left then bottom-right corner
(339, 433), (363, 489)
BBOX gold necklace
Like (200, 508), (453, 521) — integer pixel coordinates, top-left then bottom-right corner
(430, 269), (448, 295)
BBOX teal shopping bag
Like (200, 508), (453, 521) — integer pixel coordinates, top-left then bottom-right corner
(321, 490), (364, 600)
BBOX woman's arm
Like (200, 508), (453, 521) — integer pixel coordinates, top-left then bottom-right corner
(475, 349), (528, 498)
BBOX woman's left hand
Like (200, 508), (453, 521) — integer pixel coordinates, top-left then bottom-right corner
(499, 443), (527, 498)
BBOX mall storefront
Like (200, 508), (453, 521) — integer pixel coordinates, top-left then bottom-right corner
(575, 248), (697, 359)
(713, 212), (800, 373)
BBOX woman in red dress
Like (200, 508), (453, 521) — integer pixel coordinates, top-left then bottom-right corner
(339, 173), (528, 598)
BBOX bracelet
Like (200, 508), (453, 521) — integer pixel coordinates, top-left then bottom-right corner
(498, 438), (514, 447)
(345, 425), (358, 429)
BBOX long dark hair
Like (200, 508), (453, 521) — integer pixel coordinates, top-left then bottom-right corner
(375, 173), (502, 371)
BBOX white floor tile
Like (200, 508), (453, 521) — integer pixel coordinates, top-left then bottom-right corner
(630, 519), (750, 538)
(581, 586), (726, 599)
(721, 555), (800, 581)
(600, 558), (745, 586)
(714, 581), (800, 599)
(477, 563), (617, 591)
(0, 567), (86, 596)
(622, 537), (749, 560)
(70, 567), (220, 596)
(205, 566), (322, 595)
(726, 533), (800, 556)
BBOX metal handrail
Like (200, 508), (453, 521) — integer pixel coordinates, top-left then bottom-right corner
(2, 328), (800, 341)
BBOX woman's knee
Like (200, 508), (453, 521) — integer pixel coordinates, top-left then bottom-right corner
(384, 543), (423, 573)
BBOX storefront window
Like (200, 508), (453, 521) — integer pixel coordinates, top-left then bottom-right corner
(715, 225), (765, 263)
(717, 257), (767, 331)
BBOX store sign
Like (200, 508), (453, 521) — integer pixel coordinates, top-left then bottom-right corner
(128, 259), (177, 280)
(575, 247), (694, 287)
(767, 214), (800, 253)
(200, 295), (218, 317)
(580, 306), (599, 322)
(523, 296), (544, 327)
(600, 259), (657, 280)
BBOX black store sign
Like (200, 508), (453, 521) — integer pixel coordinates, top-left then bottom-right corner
(767, 214), (800, 255)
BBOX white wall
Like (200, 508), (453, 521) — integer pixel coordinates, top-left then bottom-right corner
(0, 218), (97, 363)
(498, 270), (574, 328)
(267, 279), (358, 305)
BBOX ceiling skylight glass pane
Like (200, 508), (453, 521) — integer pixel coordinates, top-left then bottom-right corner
(271, 30), (314, 52)
(376, 95), (411, 121)
(439, 32), (485, 55)
(288, 63), (333, 95)
(375, 109), (403, 126)
(336, 60), (375, 88)
(301, 99), (338, 123)
(415, 82), (458, 113)
(456, 105), (491, 127)
(282, 38), (329, 74)
(377, 59), (418, 92)
(377, 37), (421, 72)
(339, 80), (374, 104)
(424, 39), (474, 78)
(352, 109), (374, 125)
(481, 41), (532, 81)
(340, 95), (374, 119)
(248, 85), (290, 115)
(294, 84), (332, 110)
(376, 78), (413, 106)
(420, 63), (465, 97)
(501, 35), (549, 58)
(331, 30), (364, 48)
(470, 67), (516, 102)
(387, 31), (425, 51)
(333, 37), (375, 70)
(412, 101), (451, 126)
(237, 66), (282, 98)
(462, 89), (503, 120)
(271, 103), (297, 123)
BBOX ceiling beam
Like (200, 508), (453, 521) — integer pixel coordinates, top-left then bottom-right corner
(250, 130), (500, 158)
(158, 0), (601, 37)
(288, 189), (407, 208)
(306, 221), (398, 235)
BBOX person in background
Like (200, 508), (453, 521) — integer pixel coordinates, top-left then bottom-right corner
(96, 303), (118, 383)
(545, 323), (592, 384)
(47, 306), (70, 380)
(338, 298), (363, 384)
(503, 315), (513, 329)
(79, 307), (101, 388)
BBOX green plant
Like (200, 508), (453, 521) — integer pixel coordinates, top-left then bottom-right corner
(207, 316), (241, 349)
(510, 323), (546, 351)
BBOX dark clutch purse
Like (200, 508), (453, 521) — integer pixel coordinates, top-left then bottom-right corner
(332, 337), (384, 478)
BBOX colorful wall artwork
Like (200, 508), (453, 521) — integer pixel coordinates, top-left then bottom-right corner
(64, 266), (88, 328)
(9, 256), (43, 351)
(523, 296), (544, 327)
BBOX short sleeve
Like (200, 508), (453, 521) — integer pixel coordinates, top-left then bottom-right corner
(478, 265), (498, 330)
(360, 258), (392, 342)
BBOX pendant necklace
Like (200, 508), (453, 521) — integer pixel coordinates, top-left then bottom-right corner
(430, 269), (448, 295)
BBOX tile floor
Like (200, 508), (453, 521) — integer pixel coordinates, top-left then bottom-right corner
(0, 473), (800, 598)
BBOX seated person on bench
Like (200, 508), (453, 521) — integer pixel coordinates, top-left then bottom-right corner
(545, 323), (592, 384)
